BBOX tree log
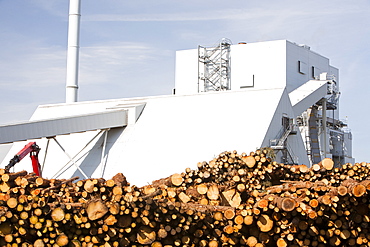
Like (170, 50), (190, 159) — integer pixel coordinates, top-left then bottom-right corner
(137, 226), (156, 245)
(86, 199), (108, 221)
(257, 214), (274, 232)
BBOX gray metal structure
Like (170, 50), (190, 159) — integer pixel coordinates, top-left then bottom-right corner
(198, 38), (232, 92)
(0, 110), (127, 144)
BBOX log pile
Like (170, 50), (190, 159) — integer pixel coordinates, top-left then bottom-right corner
(1, 148), (370, 246)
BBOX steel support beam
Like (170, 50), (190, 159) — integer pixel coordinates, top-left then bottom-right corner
(0, 110), (127, 144)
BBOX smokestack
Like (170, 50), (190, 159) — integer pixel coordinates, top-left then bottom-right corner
(65, 0), (81, 103)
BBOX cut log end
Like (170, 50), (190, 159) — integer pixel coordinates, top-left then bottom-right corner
(281, 198), (296, 212)
(242, 156), (256, 168)
(170, 173), (184, 187)
(137, 226), (156, 245)
(86, 199), (108, 221)
(257, 214), (274, 232)
(320, 158), (334, 170)
(352, 184), (366, 197)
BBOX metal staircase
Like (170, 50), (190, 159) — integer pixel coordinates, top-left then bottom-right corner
(198, 38), (231, 92)
(270, 121), (299, 164)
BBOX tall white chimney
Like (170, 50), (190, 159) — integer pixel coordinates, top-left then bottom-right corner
(65, 0), (81, 103)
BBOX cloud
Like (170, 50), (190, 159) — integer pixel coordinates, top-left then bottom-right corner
(83, 2), (368, 23)
(0, 33), (67, 124)
(0, 45), (66, 88)
(84, 10), (271, 23)
(69, 41), (175, 102)
(32, 1), (68, 18)
(79, 41), (170, 85)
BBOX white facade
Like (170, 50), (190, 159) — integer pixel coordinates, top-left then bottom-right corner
(0, 39), (354, 186)
(175, 39), (351, 165)
(1, 89), (309, 187)
(175, 40), (339, 95)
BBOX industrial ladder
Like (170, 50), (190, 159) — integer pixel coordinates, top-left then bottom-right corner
(308, 107), (322, 164)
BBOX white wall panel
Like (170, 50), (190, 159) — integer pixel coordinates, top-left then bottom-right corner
(175, 49), (199, 95)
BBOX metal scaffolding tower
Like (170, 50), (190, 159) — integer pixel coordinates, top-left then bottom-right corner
(198, 38), (232, 92)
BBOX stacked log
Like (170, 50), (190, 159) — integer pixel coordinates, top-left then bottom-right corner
(1, 148), (370, 246)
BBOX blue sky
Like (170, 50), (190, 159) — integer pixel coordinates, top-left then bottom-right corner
(0, 0), (369, 162)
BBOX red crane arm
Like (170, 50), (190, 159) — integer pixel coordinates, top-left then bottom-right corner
(15, 142), (38, 160)
(5, 142), (42, 176)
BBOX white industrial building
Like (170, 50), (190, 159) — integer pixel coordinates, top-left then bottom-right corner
(0, 39), (354, 187)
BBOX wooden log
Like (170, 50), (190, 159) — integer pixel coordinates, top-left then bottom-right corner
(329, 236), (341, 246)
(137, 226), (156, 245)
(281, 198), (296, 212)
(337, 185), (348, 196)
(170, 173), (183, 187)
(112, 172), (128, 187)
(352, 184), (366, 197)
(245, 236), (258, 247)
(34, 239), (45, 247)
(117, 215), (132, 228)
(309, 198), (319, 208)
(257, 214), (274, 232)
(207, 184), (219, 200)
(223, 208), (235, 220)
(41, 176), (79, 193)
(221, 189), (241, 208)
(197, 184), (208, 195)
(244, 215), (254, 225)
(237, 183), (246, 192)
(151, 241), (163, 247)
(209, 240), (219, 247)
(6, 197), (18, 209)
(312, 164), (321, 172)
(83, 179), (95, 193)
(256, 198), (269, 209)
(0, 182), (11, 193)
(35, 177), (50, 187)
(276, 238), (288, 247)
(242, 156), (256, 168)
(234, 214), (244, 225)
(223, 225), (234, 234)
(299, 165), (309, 173)
(178, 192), (191, 203)
(319, 158), (334, 171)
(86, 199), (108, 221)
(104, 215), (118, 226)
(56, 234), (69, 246)
(6, 148), (370, 246)
(213, 211), (223, 221)
(1, 170), (28, 182)
(51, 207), (65, 222)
